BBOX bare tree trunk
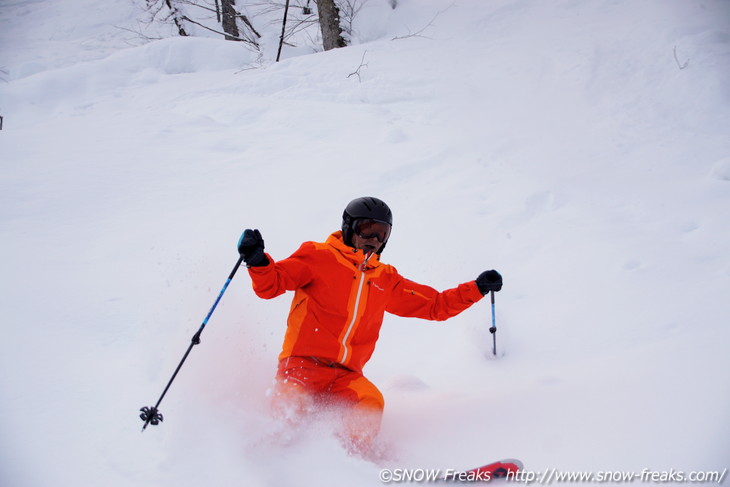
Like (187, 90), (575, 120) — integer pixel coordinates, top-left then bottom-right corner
(221, 0), (240, 40)
(317, 0), (347, 51)
(276, 0), (291, 62)
(164, 0), (188, 36)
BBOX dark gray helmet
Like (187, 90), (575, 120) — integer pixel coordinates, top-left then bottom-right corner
(341, 197), (393, 253)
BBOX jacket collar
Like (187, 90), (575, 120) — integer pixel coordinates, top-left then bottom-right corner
(326, 231), (382, 269)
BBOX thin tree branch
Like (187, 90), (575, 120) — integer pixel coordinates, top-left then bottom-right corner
(239, 14), (262, 38)
(392, 3), (453, 41)
(673, 45), (689, 70)
(347, 50), (368, 81)
(181, 15), (260, 47)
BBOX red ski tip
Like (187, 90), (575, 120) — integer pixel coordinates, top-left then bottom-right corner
(456, 459), (523, 482)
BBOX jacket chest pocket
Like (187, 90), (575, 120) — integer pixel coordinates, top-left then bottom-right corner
(362, 278), (389, 315)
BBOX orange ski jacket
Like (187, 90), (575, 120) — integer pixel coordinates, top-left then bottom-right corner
(248, 231), (484, 373)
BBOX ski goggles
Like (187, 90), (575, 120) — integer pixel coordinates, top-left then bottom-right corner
(353, 218), (391, 243)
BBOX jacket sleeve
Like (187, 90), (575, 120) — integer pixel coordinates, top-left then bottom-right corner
(247, 242), (315, 299)
(385, 274), (484, 321)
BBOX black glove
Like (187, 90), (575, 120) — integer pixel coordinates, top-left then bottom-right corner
(476, 269), (502, 294)
(237, 229), (269, 267)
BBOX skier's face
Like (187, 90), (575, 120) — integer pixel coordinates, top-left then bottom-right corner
(353, 219), (391, 243)
(351, 218), (391, 254)
(351, 233), (381, 254)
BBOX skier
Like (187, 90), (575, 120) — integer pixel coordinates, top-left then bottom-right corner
(238, 196), (502, 457)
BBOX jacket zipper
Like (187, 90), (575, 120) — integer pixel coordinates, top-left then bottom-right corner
(339, 252), (373, 364)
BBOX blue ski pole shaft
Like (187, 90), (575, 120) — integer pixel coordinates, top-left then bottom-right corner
(193, 254), (245, 343)
(490, 291), (497, 355)
(141, 254), (245, 431)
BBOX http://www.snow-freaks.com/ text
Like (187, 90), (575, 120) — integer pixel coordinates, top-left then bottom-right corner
(378, 467), (728, 484)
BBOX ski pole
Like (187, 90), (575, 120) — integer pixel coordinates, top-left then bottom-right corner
(489, 290), (497, 356)
(140, 253), (245, 431)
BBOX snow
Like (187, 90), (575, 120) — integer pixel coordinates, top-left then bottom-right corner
(1, 0), (729, 485)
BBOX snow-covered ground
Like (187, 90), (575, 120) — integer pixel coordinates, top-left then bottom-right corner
(1, 0), (729, 486)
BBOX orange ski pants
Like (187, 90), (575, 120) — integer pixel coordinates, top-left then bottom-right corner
(271, 356), (385, 452)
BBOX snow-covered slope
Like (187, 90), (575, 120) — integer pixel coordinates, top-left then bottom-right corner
(1, 1), (728, 486)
